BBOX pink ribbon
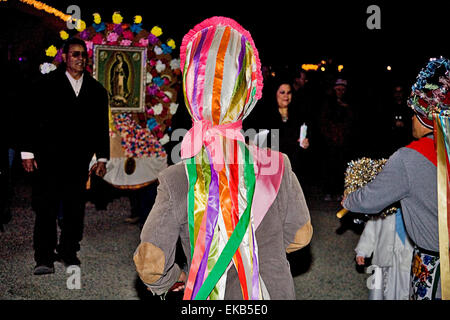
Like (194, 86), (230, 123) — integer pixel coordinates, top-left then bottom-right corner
(181, 120), (245, 172)
(249, 145), (284, 230)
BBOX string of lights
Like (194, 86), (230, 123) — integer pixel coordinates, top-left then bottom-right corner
(18, 0), (71, 21)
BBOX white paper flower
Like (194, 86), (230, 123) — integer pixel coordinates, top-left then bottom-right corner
(39, 62), (57, 74)
(164, 91), (173, 99)
(169, 102), (179, 115)
(146, 72), (153, 84)
(155, 60), (166, 73)
(154, 46), (163, 55)
(170, 58), (180, 70)
(152, 103), (163, 115)
(159, 133), (170, 145)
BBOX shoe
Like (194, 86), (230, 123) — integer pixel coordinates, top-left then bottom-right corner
(34, 263), (55, 275)
(56, 252), (81, 266)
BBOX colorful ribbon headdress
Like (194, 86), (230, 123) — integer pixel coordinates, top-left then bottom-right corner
(408, 57), (450, 299)
(179, 16), (279, 300)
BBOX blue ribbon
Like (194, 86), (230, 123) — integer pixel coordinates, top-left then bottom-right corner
(395, 208), (406, 244)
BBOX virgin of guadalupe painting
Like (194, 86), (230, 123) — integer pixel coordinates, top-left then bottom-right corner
(94, 45), (146, 112)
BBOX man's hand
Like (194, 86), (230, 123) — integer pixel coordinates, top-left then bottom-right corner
(93, 161), (107, 178)
(22, 159), (38, 172)
(356, 256), (365, 266)
(340, 195), (347, 208)
(170, 271), (186, 292)
(297, 137), (310, 149)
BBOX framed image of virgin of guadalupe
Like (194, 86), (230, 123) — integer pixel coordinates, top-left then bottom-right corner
(93, 45), (146, 113)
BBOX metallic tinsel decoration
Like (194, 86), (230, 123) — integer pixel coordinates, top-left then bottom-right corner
(344, 157), (397, 216)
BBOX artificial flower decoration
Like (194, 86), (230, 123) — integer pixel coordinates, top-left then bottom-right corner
(147, 117), (159, 130)
(85, 40), (93, 52)
(146, 72), (153, 84)
(45, 45), (57, 57)
(161, 44), (172, 54)
(152, 103), (163, 115)
(122, 30), (134, 40)
(169, 103), (179, 115)
(147, 34), (158, 45)
(130, 23), (142, 34)
(112, 12), (123, 24)
(159, 133), (170, 145)
(120, 39), (132, 46)
(75, 19), (86, 32)
(150, 26), (163, 37)
(40, 62), (57, 74)
(164, 91), (173, 99)
(92, 33), (104, 45)
(60, 30), (69, 40)
(170, 58), (180, 70)
(137, 38), (148, 47)
(107, 32), (119, 43)
(93, 13), (101, 24)
(167, 39), (176, 49)
(152, 77), (164, 87)
(154, 46), (163, 55)
(408, 57), (450, 118)
(54, 49), (63, 63)
(155, 60), (166, 73)
(41, 14), (182, 162)
(93, 22), (106, 32)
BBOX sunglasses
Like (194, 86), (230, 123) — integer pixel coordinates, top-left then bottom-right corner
(69, 51), (88, 58)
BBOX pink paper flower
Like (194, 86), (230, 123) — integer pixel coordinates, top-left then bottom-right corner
(138, 38), (149, 47)
(107, 32), (119, 43)
(120, 39), (132, 46)
(85, 41), (93, 51)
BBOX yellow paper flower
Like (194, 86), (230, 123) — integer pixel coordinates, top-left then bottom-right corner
(75, 19), (86, 32)
(60, 30), (69, 40)
(134, 15), (142, 24)
(93, 13), (101, 24)
(45, 45), (58, 57)
(151, 26), (163, 37)
(112, 12), (123, 24)
(167, 39), (176, 49)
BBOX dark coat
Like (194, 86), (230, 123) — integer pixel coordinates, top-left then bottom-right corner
(22, 69), (110, 186)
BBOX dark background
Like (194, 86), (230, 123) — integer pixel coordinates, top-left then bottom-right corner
(2, 0), (449, 82)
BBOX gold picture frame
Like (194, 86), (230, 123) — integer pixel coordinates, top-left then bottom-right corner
(93, 45), (146, 113)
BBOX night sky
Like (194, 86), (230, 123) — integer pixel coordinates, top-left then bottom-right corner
(3, 0), (449, 91)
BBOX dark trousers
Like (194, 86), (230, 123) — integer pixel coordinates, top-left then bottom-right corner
(32, 170), (86, 264)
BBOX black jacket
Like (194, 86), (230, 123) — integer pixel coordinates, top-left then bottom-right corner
(21, 69), (110, 180)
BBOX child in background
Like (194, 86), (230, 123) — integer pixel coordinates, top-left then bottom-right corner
(355, 207), (414, 300)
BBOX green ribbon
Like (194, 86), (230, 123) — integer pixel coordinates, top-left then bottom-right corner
(194, 142), (255, 300)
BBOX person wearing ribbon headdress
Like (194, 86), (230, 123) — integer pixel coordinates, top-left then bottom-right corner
(133, 17), (313, 300)
(342, 57), (450, 300)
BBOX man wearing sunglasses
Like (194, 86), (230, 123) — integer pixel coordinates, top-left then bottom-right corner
(20, 37), (110, 275)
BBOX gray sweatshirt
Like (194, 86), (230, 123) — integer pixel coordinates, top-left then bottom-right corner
(344, 136), (438, 252)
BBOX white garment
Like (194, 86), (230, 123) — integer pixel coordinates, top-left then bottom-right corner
(65, 71), (83, 97)
(355, 211), (414, 300)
